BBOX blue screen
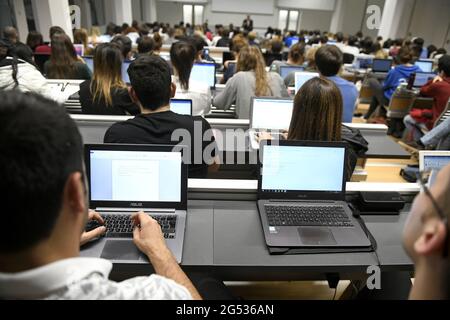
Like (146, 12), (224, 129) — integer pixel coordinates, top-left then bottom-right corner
(295, 72), (319, 93)
(191, 63), (216, 87)
(84, 56), (94, 72)
(90, 150), (182, 203)
(372, 59), (392, 72)
(170, 100), (192, 115)
(262, 145), (345, 193)
(122, 61), (131, 84)
(415, 60), (433, 73)
(414, 72), (436, 87)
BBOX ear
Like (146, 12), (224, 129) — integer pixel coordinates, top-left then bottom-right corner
(414, 219), (447, 256)
(63, 172), (87, 219)
(129, 87), (140, 104)
(170, 82), (176, 98)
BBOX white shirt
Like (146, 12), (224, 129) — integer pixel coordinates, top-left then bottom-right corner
(173, 76), (212, 116)
(0, 258), (192, 300)
(342, 45), (360, 57)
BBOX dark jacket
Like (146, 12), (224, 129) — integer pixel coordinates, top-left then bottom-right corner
(342, 125), (369, 180)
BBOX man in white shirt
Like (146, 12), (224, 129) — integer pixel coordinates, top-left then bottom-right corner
(342, 35), (361, 58)
(0, 91), (201, 300)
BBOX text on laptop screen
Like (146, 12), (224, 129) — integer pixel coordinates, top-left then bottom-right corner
(261, 145), (345, 193)
(280, 66), (305, 79)
(191, 63), (216, 87)
(170, 100), (192, 115)
(90, 150), (182, 203)
(295, 72), (319, 93)
(372, 59), (392, 73)
(423, 155), (450, 172)
(414, 72), (436, 88)
(415, 60), (433, 73)
(252, 99), (294, 130)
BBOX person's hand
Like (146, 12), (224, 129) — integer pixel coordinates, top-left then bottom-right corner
(433, 75), (443, 83)
(256, 132), (274, 143)
(80, 210), (106, 246)
(132, 212), (172, 261)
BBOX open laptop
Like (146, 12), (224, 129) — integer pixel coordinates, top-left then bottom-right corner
(413, 72), (437, 88)
(419, 151), (450, 187)
(170, 99), (193, 115)
(257, 141), (371, 248)
(248, 97), (294, 150)
(74, 44), (85, 57)
(121, 60), (132, 84)
(354, 55), (374, 70)
(279, 65), (305, 79)
(295, 72), (319, 94)
(83, 56), (94, 73)
(415, 60), (434, 73)
(372, 58), (392, 74)
(81, 144), (188, 263)
(191, 62), (216, 89)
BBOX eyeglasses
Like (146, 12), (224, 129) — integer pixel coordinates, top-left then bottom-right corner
(416, 171), (449, 258)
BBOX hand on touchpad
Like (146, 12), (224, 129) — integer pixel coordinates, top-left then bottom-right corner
(298, 228), (337, 246)
(101, 240), (141, 261)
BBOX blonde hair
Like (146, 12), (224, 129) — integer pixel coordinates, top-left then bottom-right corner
(237, 46), (271, 97)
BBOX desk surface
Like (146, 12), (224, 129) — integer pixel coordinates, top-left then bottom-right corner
(106, 200), (413, 281)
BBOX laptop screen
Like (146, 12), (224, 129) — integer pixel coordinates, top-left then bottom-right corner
(89, 150), (182, 203)
(191, 63), (216, 88)
(280, 66), (305, 79)
(355, 56), (373, 69)
(251, 98), (294, 130)
(372, 59), (392, 73)
(413, 72), (436, 88)
(261, 144), (346, 194)
(295, 72), (319, 93)
(122, 61), (132, 84)
(415, 60), (433, 73)
(74, 44), (84, 57)
(170, 99), (192, 115)
(420, 152), (450, 187)
(84, 56), (94, 73)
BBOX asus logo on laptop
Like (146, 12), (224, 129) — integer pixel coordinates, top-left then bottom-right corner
(131, 203), (143, 207)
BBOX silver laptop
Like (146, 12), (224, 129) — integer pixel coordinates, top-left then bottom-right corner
(257, 141), (371, 248)
(419, 151), (450, 187)
(295, 72), (319, 94)
(80, 144), (188, 263)
(248, 97), (294, 150)
(170, 99), (193, 116)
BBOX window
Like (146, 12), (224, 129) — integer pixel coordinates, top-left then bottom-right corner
(278, 9), (300, 32)
(183, 4), (204, 25)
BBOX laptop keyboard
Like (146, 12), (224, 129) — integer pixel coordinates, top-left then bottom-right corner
(265, 205), (354, 227)
(87, 214), (178, 239)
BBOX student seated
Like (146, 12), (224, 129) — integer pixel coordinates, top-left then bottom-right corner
(341, 36), (360, 57)
(0, 39), (48, 95)
(403, 164), (450, 299)
(222, 34), (248, 84)
(111, 35), (133, 61)
(404, 55), (450, 142)
(270, 42), (306, 87)
(35, 26), (65, 55)
(136, 36), (156, 57)
(44, 34), (92, 80)
(104, 55), (219, 178)
(170, 41), (212, 116)
(258, 78), (368, 180)
(315, 45), (359, 123)
(214, 46), (289, 119)
(365, 46), (422, 119)
(0, 91), (201, 300)
(79, 43), (140, 116)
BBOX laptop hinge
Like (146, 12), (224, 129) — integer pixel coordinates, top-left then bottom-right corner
(95, 208), (177, 213)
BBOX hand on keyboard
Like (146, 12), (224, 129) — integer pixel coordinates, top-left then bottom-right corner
(80, 210), (106, 246)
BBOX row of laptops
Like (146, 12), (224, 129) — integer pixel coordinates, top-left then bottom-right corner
(351, 57), (434, 74)
(81, 144), (450, 263)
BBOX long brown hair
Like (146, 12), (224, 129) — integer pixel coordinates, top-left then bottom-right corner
(236, 46), (270, 96)
(91, 43), (127, 106)
(47, 34), (78, 79)
(288, 77), (342, 141)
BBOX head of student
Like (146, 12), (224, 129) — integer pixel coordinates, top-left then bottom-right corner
(26, 31), (44, 51)
(48, 33), (78, 79)
(396, 46), (414, 65)
(315, 45), (343, 77)
(288, 42), (306, 65)
(170, 41), (196, 91)
(128, 55), (175, 111)
(0, 91), (88, 271)
(288, 77), (342, 141)
(91, 43), (126, 107)
(3, 26), (19, 44)
(137, 36), (155, 55)
(403, 164), (450, 299)
(437, 55), (450, 78)
(111, 35), (132, 60)
(237, 45), (270, 96)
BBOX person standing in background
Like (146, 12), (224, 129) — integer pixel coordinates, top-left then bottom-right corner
(242, 15), (254, 32)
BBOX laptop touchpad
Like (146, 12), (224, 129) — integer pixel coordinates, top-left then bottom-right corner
(298, 228), (337, 246)
(101, 240), (141, 261)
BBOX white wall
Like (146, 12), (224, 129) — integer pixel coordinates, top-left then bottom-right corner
(156, 1), (183, 26)
(299, 10), (333, 32)
(278, 0), (335, 11)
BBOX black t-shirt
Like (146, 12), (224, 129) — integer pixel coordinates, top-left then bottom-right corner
(79, 80), (140, 116)
(104, 111), (217, 178)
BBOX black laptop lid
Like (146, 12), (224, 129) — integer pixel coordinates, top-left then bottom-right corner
(85, 144), (188, 210)
(258, 141), (348, 201)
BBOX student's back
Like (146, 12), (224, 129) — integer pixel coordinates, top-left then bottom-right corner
(214, 46), (288, 119)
